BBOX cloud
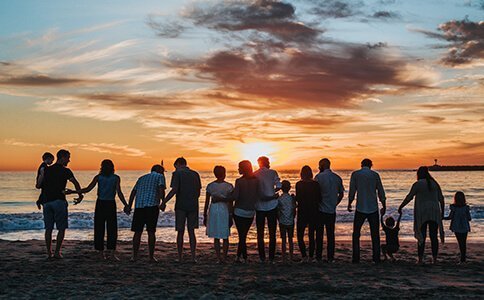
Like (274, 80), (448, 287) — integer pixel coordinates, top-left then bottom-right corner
(182, 0), (321, 44)
(146, 14), (186, 38)
(308, 0), (362, 18)
(416, 19), (484, 66)
(422, 116), (445, 124)
(372, 11), (399, 20)
(0, 74), (97, 87)
(3, 139), (146, 157)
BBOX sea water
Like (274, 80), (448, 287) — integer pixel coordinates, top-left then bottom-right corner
(0, 170), (482, 243)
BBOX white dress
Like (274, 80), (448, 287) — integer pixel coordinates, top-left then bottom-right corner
(206, 181), (234, 239)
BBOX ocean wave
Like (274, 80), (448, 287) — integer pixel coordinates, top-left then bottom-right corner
(0, 206), (482, 232)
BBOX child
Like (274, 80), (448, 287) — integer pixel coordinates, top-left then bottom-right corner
(66, 159), (128, 260)
(203, 165), (234, 264)
(278, 180), (295, 263)
(35, 152), (54, 209)
(381, 212), (402, 262)
(444, 191), (471, 263)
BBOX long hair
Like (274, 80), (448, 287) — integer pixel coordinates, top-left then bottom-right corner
(300, 165), (313, 180)
(454, 191), (466, 207)
(416, 166), (438, 191)
(238, 160), (253, 177)
(100, 159), (115, 176)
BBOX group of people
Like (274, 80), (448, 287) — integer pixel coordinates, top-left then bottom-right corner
(35, 150), (472, 264)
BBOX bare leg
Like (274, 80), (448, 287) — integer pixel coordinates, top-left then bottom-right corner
(388, 252), (396, 262)
(214, 239), (221, 263)
(132, 231), (142, 261)
(222, 239), (229, 262)
(177, 230), (185, 262)
(54, 229), (65, 258)
(45, 229), (53, 258)
(288, 229), (294, 262)
(148, 231), (157, 262)
(188, 228), (197, 262)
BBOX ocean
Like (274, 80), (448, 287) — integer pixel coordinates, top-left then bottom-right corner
(0, 170), (482, 243)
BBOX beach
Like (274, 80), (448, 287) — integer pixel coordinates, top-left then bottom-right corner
(0, 240), (482, 299)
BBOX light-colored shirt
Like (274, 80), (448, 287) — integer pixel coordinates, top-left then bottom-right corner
(348, 167), (386, 214)
(133, 171), (166, 208)
(254, 167), (282, 211)
(315, 169), (344, 214)
(278, 193), (295, 226)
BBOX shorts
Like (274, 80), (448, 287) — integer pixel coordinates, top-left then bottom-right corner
(175, 209), (199, 232)
(131, 206), (159, 232)
(43, 200), (68, 231)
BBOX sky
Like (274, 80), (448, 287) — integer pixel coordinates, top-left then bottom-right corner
(0, 0), (483, 171)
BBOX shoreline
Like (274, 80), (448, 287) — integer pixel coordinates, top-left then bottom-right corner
(1, 240), (483, 299)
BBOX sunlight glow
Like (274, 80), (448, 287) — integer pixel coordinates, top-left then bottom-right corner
(239, 142), (277, 167)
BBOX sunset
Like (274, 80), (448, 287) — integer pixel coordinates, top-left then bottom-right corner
(0, 1), (483, 299)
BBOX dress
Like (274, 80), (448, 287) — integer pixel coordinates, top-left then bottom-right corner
(206, 181), (234, 239)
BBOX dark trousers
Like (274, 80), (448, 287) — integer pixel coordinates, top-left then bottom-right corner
(455, 232), (468, 262)
(234, 215), (253, 259)
(418, 221), (438, 259)
(297, 215), (316, 258)
(256, 208), (277, 261)
(316, 212), (336, 261)
(94, 200), (117, 251)
(352, 210), (380, 263)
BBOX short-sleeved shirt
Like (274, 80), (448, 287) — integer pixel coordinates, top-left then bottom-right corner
(42, 164), (74, 203)
(383, 226), (400, 248)
(206, 181), (234, 199)
(315, 169), (344, 214)
(349, 167), (386, 214)
(134, 172), (166, 208)
(170, 167), (202, 212)
(278, 193), (295, 226)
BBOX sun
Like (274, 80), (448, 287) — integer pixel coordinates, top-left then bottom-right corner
(239, 142), (277, 167)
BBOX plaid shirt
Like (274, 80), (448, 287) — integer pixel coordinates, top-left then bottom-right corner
(134, 172), (166, 208)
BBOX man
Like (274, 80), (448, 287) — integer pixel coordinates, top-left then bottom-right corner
(348, 158), (386, 263)
(314, 158), (344, 262)
(40, 149), (83, 259)
(162, 157), (201, 262)
(254, 156), (281, 263)
(126, 164), (166, 262)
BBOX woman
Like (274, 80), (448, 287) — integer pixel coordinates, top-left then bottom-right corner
(398, 166), (445, 264)
(68, 159), (128, 260)
(232, 160), (260, 263)
(295, 165), (321, 262)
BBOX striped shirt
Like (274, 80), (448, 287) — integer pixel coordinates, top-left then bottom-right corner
(133, 172), (166, 208)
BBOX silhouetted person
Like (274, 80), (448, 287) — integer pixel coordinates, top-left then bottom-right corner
(278, 180), (295, 263)
(254, 156), (281, 263)
(66, 159), (128, 260)
(232, 160), (260, 263)
(126, 164), (166, 262)
(35, 152), (54, 210)
(444, 191), (471, 263)
(295, 165), (321, 262)
(381, 212), (402, 262)
(399, 166), (444, 264)
(203, 165), (234, 264)
(314, 158), (344, 262)
(163, 157), (202, 263)
(348, 158), (386, 264)
(41, 149), (83, 259)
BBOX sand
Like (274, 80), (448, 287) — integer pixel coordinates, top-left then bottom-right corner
(0, 239), (482, 299)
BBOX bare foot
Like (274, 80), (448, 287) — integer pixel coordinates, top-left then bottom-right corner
(54, 252), (63, 259)
(130, 256), (138, 262)
(111, 254), (120, 261)
(149, 257), (159, 263)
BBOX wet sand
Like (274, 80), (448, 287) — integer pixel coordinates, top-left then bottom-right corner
(0, 240), (482, 299)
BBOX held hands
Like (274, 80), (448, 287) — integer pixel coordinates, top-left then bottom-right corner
(73, 194), (84, 205)
(397, 207), (403, 215)
(203, 214), (207, 227)
(347, 203), (353, 212)
(380, 207), (386, 216)
(159, 202), (166, 212)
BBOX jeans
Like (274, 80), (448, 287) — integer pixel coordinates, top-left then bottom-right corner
(316, 212), (336, 261)
(352, 210), (380, 263)
(455, 232), (468, 262)
(256, 208), (278, 261)
(94, 200), (117, 251)
(417, 221), (438, 259)
(297, 215), (316, 258)
(234, 215), (253, 259)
